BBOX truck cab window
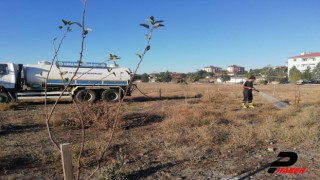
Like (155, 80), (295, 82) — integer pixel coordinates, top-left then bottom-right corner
(0, 64), (9, 75)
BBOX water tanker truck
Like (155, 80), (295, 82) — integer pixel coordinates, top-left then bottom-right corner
(0, 61), (136, 103)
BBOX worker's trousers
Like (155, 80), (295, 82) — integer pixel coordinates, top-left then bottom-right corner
(243, 90), (253, 103)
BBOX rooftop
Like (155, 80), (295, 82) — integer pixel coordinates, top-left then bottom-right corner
(289, 52), (320, 59)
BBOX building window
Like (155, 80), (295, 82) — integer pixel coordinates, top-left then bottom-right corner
(293, 59), (296, 62)
(302, 58), (307, 62)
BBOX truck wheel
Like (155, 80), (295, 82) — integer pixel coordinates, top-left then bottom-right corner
(101, 89), (120, 102)
(74, 89), (97, 103)
(0, 92), (10, 103)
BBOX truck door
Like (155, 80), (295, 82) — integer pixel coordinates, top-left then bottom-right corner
(0, 63), (15, 89)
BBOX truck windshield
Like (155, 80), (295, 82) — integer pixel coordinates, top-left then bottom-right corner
(0, 64), (9, 75)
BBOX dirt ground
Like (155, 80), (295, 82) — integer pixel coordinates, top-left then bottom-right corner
(0, 83), (319, 179)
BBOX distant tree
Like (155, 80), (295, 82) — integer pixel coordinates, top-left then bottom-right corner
(289, 66), (301, 83)
(252, 68), (263, 76)
(312, 63), (320, 81)
(246, 69), (256, 78)
(274, 66), (288, 83)
(141, 73), (149, 82)
(159, 71), (171, 82)
(237, 70), (246, 75)
(180, 73), (187, 79)
(301, 66), (313, 81)
(186, 73), (197, 82)
(197, 70), (208, 79)
(277, 76), (288, 84)
(261, 66), (276, 83)
(220, 73), (231, 83)
(259, 80), (268, 85)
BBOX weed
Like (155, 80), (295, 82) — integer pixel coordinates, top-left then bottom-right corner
(0, 102), (18, 111)
(97, 151), (127, 180)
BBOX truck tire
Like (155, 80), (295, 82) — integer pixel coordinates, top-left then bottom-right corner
(101, 89), (120, 102)
(0, 92), (10, 103)
(74, 89), (97, 103)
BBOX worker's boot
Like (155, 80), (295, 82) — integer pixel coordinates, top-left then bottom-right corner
(249, 102), (254, 108)
(242, 102), (247, 109)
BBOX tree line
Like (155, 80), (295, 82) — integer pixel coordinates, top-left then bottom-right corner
(289, 63), (320, 83)
(136, 63), (320, 84)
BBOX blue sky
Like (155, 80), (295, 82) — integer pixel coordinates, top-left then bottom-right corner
(1, 0), (320, 73)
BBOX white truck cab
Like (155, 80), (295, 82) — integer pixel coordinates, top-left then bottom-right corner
(0, 63), (17, 89)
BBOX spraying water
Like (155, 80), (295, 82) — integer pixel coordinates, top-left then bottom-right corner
(258, 91), (288, 109)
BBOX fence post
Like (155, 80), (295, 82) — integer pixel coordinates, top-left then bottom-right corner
(159, 88), (162, 99)
(296, 90), (300, 107)
(273, 85), (275, 96)
(60, 143), (74, 180)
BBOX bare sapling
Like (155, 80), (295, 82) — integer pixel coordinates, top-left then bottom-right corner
(86, 16), (164, 179)
(44, 0), (164, 178)
(45, 0), (90, 179)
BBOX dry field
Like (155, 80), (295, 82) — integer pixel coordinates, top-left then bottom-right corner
(0, 83), (320, 179)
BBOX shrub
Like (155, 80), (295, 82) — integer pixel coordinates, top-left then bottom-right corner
(259, 80), (268, 85)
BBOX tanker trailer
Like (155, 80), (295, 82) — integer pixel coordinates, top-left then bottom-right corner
(0, 61), (135, 103)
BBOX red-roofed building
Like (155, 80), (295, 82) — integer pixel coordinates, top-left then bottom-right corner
(287, 52), (320, 74)
(170, 72), (183, 83)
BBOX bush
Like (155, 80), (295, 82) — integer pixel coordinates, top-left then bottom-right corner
(259, 80), (268, 85)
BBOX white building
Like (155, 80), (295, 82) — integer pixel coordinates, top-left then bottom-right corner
(202, 66), (222, 73)
(287, 52), (320, 74)
(227, 65), (245, 75)
(217, 76), (246, 84)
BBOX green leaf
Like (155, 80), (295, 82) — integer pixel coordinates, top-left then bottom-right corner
(62, 19), (68, 26)
(125, 70), (131, 75)
(58, 26), (63, 29)
(153, 23), (165, 29)
(146, 19), (153, 24)
(64, 77), (70, 82)
(150, 16), (155, 22)
(135, 53), (142, 59)
(145, 45), (151, 51)
(108, 54), (113, 60)
(84, 28), (92, 35)
(108, 54), (121, 60)
(145, 34), (151, 40)
(60, 71), (68, 76)
(155, 20), (164, 23)
(140, 24), (149, 29)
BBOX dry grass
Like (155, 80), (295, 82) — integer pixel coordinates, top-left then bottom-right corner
(150, 83), (320, 150)
(0, 102), (18, 111)
(1, 83), (320, 179)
